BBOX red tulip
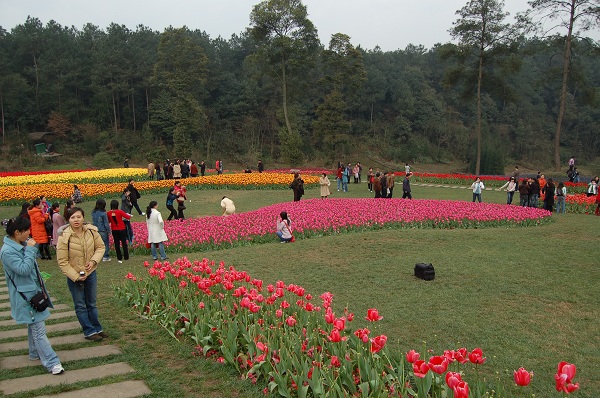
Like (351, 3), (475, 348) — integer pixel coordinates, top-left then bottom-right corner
(324, 307), (335, 324)
(454, 347), (468, 364)
(428, 355), (449, 374)
(445, 371), (462, 389)
(365, 308), (383, 322)
(443, 349), (456, 363)
(354, 328), (370, 343)
(413, 360), (429, 378)
(328, 329), (346, 342)
(556, 362), (576, 382)
(285, 316), (297, 326)
(513, 367), (533, 386)
(565, 383), (580, 393)
(332, 317), (346, 331)
(330, 355), (341, 368)
(370, 335), (387, 353)
(555, 362), (579, 393)
(453, 381), (469, 398)
(468, 348), (486, 365)
(406, 349), (420, 364)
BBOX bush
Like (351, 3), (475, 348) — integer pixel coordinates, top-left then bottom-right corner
(92, 152), (115, 168)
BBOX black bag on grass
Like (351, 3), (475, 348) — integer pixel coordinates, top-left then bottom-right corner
(414, 263), (435, 281)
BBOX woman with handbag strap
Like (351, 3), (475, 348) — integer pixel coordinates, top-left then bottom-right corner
(0, 217), (64, 374)
(276, 211), (294, 243)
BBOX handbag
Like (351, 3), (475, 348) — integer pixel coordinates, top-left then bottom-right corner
(6, 262), (50, 312)
(284, 221), (295, 243)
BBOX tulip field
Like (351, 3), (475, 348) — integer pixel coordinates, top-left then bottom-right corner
(124, 198), (552, 254)
(3, 167), (598, 397)
(0, 168), (319, 205)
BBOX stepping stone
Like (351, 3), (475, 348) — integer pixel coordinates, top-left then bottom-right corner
(450, 186), (458, 189)
(0, 294), (8, 300)
(1, 345), (121, 369)
(0, 321), (80, 340)
(0, 362), (136, 395)
(0, 311), (76, 327)
(0, 333), (84, 352)
(0, 287), (7, 293)
(33, 380), (151, 398)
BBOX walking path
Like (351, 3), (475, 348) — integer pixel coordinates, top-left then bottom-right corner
(0, 276), (151, 397)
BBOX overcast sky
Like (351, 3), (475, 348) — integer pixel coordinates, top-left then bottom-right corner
(0, 0), (591, 51)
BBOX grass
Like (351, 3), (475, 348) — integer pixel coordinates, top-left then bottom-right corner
(0, 181), (598, 397)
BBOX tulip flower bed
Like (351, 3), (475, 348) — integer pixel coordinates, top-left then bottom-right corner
(116, 256), (579, 397)
(0, 167), (146, 186)
(404, 172), (589, 193)
(566, 194), (598, 214)
(0, 169), (90, 177)
(0, 172), (319, 205)
(267, 168), (333, 175)
(126, 198), (552, 254)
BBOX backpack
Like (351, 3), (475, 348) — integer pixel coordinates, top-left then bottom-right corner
(45, 213), (53, 237)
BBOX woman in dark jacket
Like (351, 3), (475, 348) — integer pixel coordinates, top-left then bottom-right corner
(543, 179), (555, 212)
(165, 188), (179, 221)
(290, 173), (304, 202)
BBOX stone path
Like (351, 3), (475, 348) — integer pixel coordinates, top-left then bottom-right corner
(0, 276), (151, 397)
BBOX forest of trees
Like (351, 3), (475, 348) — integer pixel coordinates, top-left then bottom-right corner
(0, 0), (599, 172)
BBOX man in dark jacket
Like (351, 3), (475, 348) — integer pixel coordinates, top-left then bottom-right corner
(528, 178), (540, 208)
(380, 172), (388, 198)
(126, 179), (144, 215)
(402, 173), (412, 199)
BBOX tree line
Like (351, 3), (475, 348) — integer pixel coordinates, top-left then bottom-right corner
(0, 0), (598, 172)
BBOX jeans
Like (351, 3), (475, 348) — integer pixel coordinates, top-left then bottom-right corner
(556, 196), (566, 213)
(337, 178), (341, 191)
(98, 230), (110, 259)
(275, 231), (292, 242)
(342, 181), (348, 192)
(506, 191), (514, 205)
(387, 187), (394, 198)
(67, 270), (103, 337)
(402, 191), (412, 199)
(151, 242), (167, 260)
(28, 321), (60, 372)
(520, 194), (529, 207)
(111, 229), (129, 260)
(472, 193), (482, 202)
(529, 194), (539, 208)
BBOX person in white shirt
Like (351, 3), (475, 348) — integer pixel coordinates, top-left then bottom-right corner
(499, 176), (517, 205)
(221, 196), (235, 217)
(470, 177), (485, 203)
(276, 211), (293, 243)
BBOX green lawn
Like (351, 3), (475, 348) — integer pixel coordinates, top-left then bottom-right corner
(1, 182), (598, 397)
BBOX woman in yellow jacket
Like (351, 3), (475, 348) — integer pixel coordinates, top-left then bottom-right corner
(56, 207), (108, 341)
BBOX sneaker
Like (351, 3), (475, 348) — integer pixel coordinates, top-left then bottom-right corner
(161, 257), (168, 261)
(29, 356), (40, 361)
(85, 334), (103, 341)
(97, 331), (109, 338)
(152, 258), (158, 261)
(102, 257), (111, 262)
(51, 364), (65, 375)
(118, 260), (123, 264)
(141, 212), (146, 216)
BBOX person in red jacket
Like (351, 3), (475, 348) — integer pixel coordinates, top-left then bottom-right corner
(107, 200), (132, 263)
(27, 199), (51, 259)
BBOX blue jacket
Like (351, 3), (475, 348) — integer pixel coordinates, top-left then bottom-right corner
(91, 209), (110, 233)
(0, 236), (53, 324)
